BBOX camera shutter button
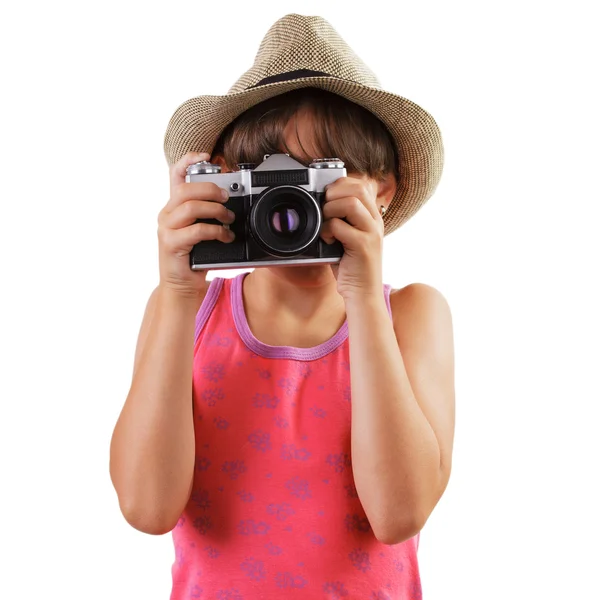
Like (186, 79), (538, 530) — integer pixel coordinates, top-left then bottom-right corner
(186, 161), (221, 175)
(309, 158), (345, 169)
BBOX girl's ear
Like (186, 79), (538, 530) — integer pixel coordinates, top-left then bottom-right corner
(376, 172), (397, 211)
(211, 153), (233, 173)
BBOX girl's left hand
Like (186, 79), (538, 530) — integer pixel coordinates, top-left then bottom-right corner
(319, 175), (386, 302)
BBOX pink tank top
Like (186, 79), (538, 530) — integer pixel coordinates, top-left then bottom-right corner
(170, 271), (421, 600)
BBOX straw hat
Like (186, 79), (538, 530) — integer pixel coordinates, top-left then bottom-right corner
(163, 13), (444, 235)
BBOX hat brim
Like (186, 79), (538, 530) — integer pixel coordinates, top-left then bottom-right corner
(163, 76), (444, 235)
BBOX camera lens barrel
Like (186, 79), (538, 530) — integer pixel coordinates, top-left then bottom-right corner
(250, 185), (321, 257)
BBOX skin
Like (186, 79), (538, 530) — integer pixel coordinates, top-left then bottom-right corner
(109, 108), (455, 545)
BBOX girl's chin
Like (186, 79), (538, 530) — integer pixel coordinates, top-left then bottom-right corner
(265, 263), (336, 283)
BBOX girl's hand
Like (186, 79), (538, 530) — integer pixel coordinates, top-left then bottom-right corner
(319, 175), (386, 302)
(158, 152), (236, 297)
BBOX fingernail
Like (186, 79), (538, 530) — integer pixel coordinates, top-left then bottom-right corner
(227, 209), (235, 220)
(227, 229), (236, 241)
(221, 188), (229, 200)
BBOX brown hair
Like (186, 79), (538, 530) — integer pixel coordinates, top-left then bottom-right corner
(212, 88), (399, 182)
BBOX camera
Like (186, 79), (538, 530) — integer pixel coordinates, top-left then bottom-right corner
(185, 153), (346, 270)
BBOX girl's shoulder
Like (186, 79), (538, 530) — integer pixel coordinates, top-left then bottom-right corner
(389, 283), (451, 328)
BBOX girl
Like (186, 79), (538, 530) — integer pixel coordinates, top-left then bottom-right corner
(110, 14), (455, 600)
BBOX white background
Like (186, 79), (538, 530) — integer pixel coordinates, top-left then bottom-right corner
(1, 1), (598, 598)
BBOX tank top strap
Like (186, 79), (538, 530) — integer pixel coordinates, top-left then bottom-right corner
(193, 276), (225, 345)
(383, 282), (393, 319)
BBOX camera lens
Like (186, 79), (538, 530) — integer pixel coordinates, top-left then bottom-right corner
(270, 205), (301, 236)
(251, 186), (321, 256)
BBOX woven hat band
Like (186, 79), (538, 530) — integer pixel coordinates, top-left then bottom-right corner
(249, 69), (338, 89)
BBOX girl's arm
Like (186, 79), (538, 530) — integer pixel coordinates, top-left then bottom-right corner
(109, 285), (205, 535)
(346, 283), (455, 545)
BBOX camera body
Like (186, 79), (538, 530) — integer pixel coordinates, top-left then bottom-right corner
(185, 153), (346, 270)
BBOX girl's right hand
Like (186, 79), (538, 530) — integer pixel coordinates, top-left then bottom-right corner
(157, 151), (235, 296)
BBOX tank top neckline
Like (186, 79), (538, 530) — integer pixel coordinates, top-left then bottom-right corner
(199, 272), (393, 361)
(230, 271), (349, 361)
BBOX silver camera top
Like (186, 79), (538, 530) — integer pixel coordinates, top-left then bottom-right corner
(185, 153), (346, 196)
(186, 154), (345, 176)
